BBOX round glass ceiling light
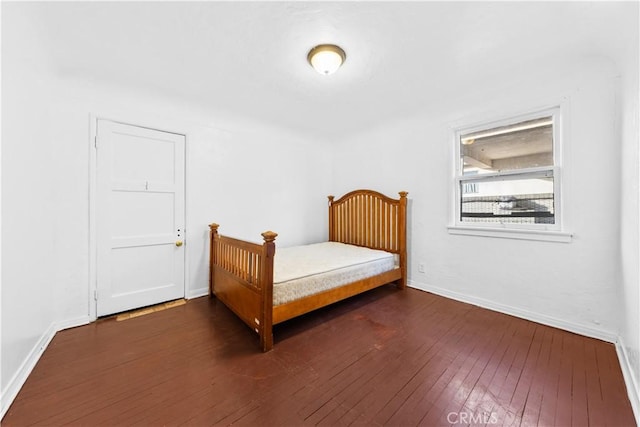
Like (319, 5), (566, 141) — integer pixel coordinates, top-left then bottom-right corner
(307, 44), (346, 75)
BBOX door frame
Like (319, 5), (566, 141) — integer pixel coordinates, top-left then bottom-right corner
(88, 113), (189, 321)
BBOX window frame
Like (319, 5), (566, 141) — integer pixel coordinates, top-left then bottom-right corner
(450, 107), (572, 242)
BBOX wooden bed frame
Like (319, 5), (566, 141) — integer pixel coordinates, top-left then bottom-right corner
(209, 189), (408, 351)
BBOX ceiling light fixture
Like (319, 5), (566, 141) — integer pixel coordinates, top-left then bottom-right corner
(307, 44), (346, 75)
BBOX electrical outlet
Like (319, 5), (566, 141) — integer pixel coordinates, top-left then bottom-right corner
(418, 263), (425, 273)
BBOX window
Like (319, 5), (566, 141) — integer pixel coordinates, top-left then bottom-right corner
(453, 108), (566, 237)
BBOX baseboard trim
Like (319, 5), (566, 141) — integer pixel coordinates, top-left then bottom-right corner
(1, 323), (57, 419)
(186, 287), (209, 300)
(408, 280), (617, 343)
(55, 315), (92, 331)
(0, 315), (91, 420)
(616, 337), (640, 425)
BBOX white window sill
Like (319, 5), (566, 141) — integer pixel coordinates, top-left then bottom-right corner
(447, 226), (573, 243)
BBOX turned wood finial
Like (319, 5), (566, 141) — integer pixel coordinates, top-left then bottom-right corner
(328, 195), (334, 206)
(209, 223), (219, 232)
(261, 231), (278, 243)
(399, 191), (408, 198)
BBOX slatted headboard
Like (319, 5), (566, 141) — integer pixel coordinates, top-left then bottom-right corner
(328, 189), (408, 288)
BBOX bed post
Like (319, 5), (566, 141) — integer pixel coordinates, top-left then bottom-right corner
(209, 223), (219, 297)
(328, 195), (335, 242)
(398, 192), (408, 290)
(260, 230), (278, 352)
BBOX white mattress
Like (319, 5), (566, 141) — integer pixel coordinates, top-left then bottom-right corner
(273, 242), (397, 306)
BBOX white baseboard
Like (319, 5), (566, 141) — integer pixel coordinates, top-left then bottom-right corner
(0, 315), (91, 420)
(616, 337), (640, 425)
(186, 287), (209, 300)
(408, 280), (618, 343)
(1, 323), (57, 419)
(55, 315), (92, 331)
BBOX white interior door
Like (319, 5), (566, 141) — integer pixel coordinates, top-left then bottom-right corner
(96, 119), (185, 317)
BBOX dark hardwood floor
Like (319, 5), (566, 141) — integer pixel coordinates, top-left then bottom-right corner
(2, 286), (636, 426)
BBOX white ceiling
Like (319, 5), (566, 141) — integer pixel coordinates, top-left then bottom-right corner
(10, 1), (639, 138)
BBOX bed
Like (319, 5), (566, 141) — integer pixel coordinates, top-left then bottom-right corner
(209, 189), (408, 351)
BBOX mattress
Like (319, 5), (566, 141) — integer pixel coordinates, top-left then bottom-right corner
(273, 241), (397, 306)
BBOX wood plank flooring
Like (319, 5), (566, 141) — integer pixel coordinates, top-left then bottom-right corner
(2, 286), (636, 426)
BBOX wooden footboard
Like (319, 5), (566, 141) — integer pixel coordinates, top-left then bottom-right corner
(209, 224), (277, 352)
(209, 189), (408, 352)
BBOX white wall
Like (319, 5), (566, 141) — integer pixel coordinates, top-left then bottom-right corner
(618, 13), (640, 416)
(1, 54), (59, 415)
(332, 56), (624, 340)
(1, 5), (59, 411)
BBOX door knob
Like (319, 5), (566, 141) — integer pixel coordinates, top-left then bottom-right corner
(175, 240), (183, 247)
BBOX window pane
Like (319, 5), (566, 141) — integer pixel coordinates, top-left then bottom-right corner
(460, 174), (555, 225)
(461, 116), (553, 175)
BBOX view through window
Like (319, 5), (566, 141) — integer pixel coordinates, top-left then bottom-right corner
(457, 113), (558, 227)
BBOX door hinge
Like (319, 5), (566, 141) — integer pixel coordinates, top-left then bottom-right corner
(94, 136), (99, 149)
(94, 289), (99, 301)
